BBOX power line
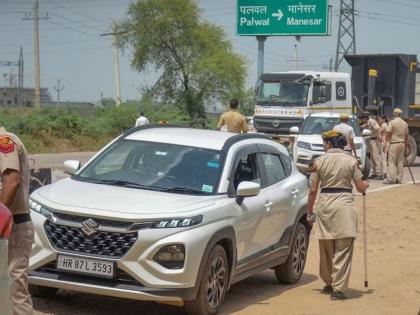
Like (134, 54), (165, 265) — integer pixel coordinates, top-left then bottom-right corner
(48, 11), (107, 32)
(46, 20), (100, 37)
(45, 0), (108, 24)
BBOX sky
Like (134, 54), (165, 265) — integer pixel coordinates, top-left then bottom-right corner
(1, 0), (420, 102)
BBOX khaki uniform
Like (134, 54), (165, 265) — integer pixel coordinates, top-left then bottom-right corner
(379, 122), (388, 176)
(217, 110), (248, 134)
(0, 127), (33, 315)
(310, 149), (363, 292)
(386, 117), (409, 183)
(367, 118), (381, 176)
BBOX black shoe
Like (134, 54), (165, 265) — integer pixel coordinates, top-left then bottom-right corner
(383, 179), (395, 185)
(331, 290), (347, 300)
(375, 175), (383, 180)
(322, 285), (333, 293)
(368, 175), (376, 180)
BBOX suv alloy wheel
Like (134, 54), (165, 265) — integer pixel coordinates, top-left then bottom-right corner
(274, 223), (308, 284)
(185, 245), (228, 315)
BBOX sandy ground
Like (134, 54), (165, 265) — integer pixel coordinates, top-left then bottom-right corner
(32, 183), (420, 315)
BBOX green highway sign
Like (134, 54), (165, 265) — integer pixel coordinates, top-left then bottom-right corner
(237, 0), (329, 36)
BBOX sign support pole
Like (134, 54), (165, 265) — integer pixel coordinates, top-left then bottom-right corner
(256, 35), (267, 81)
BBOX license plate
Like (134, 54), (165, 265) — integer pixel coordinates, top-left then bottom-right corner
(57, 255), (114, 278)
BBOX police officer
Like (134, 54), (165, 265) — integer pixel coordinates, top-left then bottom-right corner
(333, 113), (357, 157)
(307, 130), (369, 300)
(383, 108), (409, 184)
(217, 99), (248, 133)
(359, 114), (382, 179)
(0, 127), (33, 314)
(377, 115), (388, 178)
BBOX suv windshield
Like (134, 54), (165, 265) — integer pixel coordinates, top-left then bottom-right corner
(301, 117), (361, 136)
(74, 140), (224, 195)
(258, 81), (309, 106)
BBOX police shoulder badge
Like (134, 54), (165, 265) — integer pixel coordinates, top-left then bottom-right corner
(0, 136), (15, 154)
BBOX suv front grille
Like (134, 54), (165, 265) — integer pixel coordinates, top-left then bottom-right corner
(44, 221), (138, 258)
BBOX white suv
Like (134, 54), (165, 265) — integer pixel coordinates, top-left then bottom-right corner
(28, 126), (310, 315)
(292, 112), (371, 176)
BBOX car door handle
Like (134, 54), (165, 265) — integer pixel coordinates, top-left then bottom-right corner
(291, 189), (299, 198)
(265, 201), (273, 213)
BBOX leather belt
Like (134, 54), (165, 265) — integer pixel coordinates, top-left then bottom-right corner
(320, 187), (352, 194)
(13, 213), (31, 224)
(390, 141), (404, 144)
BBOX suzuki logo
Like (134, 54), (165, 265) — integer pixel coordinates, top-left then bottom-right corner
(81, 219), (99, 237)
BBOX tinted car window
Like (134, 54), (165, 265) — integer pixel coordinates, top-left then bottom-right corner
(76, 140), (223, 195)
(233, 153), (260, 190)
(261, 153), (287, 186)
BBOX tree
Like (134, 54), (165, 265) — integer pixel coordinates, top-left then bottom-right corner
(117, 0), (247, 126)
(240, 87), (257, 116)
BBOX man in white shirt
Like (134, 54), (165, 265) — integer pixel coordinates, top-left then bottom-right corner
(135, 112), (150, 127)
(333, 113), (357, 158)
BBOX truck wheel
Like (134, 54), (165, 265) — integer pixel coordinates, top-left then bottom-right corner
(184, 245), (228, 315)
(404, 135), (417, 166)
(412, 131), (420, 156)
(274, 223), (308, 284)
(29, 284), (58, 298)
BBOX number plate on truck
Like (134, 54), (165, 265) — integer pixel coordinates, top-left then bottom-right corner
(57, 255), (114, 278)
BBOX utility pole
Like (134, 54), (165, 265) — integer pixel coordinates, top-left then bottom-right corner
(329, 56), (333, 72)
(18, 47), (24, 106)
(334, 0), (356, 71)
(113, 22), (122, 106)
(256, 36), (267, 82)
(101, 21), (125, 106)
(23, 0), (48, 109)
(33, 0), (41, 108)
(294, 44), (298, 71)
(54, 78), (64, 103)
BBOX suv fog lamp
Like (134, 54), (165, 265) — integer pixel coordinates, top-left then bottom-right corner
(154, 244), (185, 269)
(152, 215), (203, 229)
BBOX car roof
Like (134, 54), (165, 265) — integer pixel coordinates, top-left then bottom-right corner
(123, 125), (269, 151)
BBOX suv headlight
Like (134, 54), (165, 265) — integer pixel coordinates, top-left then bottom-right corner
(152, 215), (203, 229)
(29, 198), (52, 219)
(154, 244), (185, 269)
(297, 141), (311, 150)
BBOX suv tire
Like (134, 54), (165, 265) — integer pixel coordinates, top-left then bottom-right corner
(29, 284), (59, 298)
(274, 223), (308, 284)
(184, 245), (228, 315)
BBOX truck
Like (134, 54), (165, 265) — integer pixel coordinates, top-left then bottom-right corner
(253, 71), (353, 135)
(253, 54), (420, 165)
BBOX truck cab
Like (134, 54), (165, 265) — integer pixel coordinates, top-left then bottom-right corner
(253, 71), (352, 135)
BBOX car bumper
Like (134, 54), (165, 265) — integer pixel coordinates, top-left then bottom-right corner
(295, 148), (364, 173)
(29, 210), (222, 302)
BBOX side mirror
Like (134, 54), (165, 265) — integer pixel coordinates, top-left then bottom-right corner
(290, 126), (299, 134)
(64, 160), (81, 175)
(362, 129), (372, 137)
(236, 181), (260, 204)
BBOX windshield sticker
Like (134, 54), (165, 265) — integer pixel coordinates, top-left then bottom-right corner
(207, 161), (220, 168)
(155, 151), (168, 156)
(202, 185), (213, 193)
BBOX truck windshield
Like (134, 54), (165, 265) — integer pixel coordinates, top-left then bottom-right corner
(258, 81), (309, 106)
(301, 117), (361, 136)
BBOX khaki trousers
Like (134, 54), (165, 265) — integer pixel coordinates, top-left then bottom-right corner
(319, 238), (354, 292)
(388, 143), (405, 183)
(369, 139), (381, 176)
(378, 142), (387, 176)
(8, 221), (34, 315)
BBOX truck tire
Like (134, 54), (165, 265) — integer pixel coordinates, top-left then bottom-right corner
(404, 135), (417, 166)
(412, 131), (420, 156)
(274, 223), (308, 284)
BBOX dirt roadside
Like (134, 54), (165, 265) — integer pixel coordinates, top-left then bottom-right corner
(33, 184), (420, 315)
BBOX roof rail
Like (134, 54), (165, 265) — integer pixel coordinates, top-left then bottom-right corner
(122, 124), (187, 138)
(221, 133), (271, 151)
